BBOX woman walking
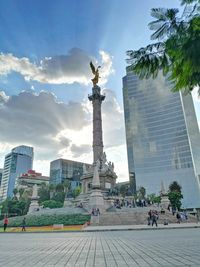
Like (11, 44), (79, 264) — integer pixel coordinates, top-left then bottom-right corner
(4, 216), (9, 232)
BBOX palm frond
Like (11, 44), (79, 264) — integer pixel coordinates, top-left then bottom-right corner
(151, 8), (168, 20)
(150, 23), (169, 40)
(149, 8), (180, 40)
(181, 0), (199, 5)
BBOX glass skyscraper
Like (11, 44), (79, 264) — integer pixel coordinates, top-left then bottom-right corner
(50, 159), (92, 190)
(0, 168), (3, 188)
(123, 70), (200, 208)
(0, 145), (33, 201)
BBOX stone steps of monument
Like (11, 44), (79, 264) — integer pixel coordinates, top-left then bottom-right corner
(96, 210), (196, 226)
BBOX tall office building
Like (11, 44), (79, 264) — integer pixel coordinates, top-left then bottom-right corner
(0, 168), (3, 187)
(0, 145), (33, 201)
(123, 70), (200, 208)
(50, 159), (92, 190)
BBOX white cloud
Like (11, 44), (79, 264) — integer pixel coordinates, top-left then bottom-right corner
(0, 90), (90, 164)
(0, 89), (128, 181)
(0, 48), (114, 86)
(105, 144), (129, 182)
(33, 160), (51, 176)
(102, 89), (126, 148)
(98, 51), (114, 85)
(0, 90), (9, 104)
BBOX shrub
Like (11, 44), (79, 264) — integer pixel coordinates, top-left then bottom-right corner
(0, 213), (90, 227)
(42, 200), (63, 209)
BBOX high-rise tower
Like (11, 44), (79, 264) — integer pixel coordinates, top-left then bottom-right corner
(0, 145), (33, 201)
(123, 70), (200, 208)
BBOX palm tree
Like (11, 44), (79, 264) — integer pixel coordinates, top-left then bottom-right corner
(148, 8), (180, 40)
(127, 1), (200, 93)
(63, 180), (71, 194)
(19, 188), (25, 200)
(49, 184), (55, 199)
(13, 188), (18, 200)
(55, 183), (64, 193)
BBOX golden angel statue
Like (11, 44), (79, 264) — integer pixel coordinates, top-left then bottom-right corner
(90, 61), (101, 86)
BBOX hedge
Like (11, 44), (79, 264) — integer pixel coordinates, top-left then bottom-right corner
(0, 213), (90, 227)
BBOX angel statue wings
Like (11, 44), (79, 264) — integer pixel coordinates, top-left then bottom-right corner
(90, 61), (101, 86)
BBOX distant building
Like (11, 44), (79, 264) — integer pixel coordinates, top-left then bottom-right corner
(50, 159), (92, 190)
(17, 170), (49, 188)
(123, 70), (200, 208)
(0, 168), (3, 187)
(0, 146), (33, 201)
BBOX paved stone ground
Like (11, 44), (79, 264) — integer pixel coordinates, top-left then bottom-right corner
(0, 229), (200, 266)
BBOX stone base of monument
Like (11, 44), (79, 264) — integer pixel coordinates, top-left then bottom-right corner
(28, 200), (40, 214)
(160, 195), (170, 209)
(89, 189), (105, 213)
(81, 171), (117, 195)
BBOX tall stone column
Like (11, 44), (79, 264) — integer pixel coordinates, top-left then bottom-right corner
(88, 85), (105, 163)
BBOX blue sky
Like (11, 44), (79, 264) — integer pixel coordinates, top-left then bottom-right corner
(1, 0), (198, 181)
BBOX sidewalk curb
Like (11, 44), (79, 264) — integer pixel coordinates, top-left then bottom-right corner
(0, 224), (199, 233)
(82, 225), (200, 232)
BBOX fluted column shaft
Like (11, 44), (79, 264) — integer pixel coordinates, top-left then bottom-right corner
(88, 85), (105, 163)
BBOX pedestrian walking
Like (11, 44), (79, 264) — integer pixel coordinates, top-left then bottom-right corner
(147, 210), (152, 226)
(21, 217), (26, 231)
(176, 212), (181, 223)
(3, 216), (9, 232)
(152, 212), (158, 227)
(197, 212), (199, 223)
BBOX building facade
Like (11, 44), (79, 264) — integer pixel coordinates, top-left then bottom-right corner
(50, 159), (92, 190)
(0, 168), (3, 188)
(123, 70), (200, 208)
(0, 146), (33, 201)
(17, 169), (49, 188)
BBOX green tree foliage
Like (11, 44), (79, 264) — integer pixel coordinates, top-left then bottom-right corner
(0, 198), (30, 219)
(13, 188), (18, 198)
(38, 184), (50, 204)
(119, 184), (128, 197)
(49, 184), (55, 199)
(138, 186), (146, 199)
(52, 192), (65, 203)
(127, 0), (200, 93)
(21, 189), (32, 201)
(42, 200), (63, 209)
(147, 193), (161, 204)
(169, 181), (182, 192)
(18, 188), (25, 200)
(168, 181), (183, 210)
(168, 191), (183, 210)
(72, 187), (81, 199)
(63, 179), (71, 194)
(55, 183), (64, 192)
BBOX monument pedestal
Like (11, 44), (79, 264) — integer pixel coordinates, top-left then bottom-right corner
(160, 194), (170, 209)
(28, 184), (40, 214)
(81, 170), (117, 194)
(28, 199), (40, 214)
(89, 189), (105, 213)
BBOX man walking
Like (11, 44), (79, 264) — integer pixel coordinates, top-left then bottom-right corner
(152, 211), (158, 227)
(21, 217), (26, 231)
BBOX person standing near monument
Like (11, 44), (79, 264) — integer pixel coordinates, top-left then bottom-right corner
(21, 217), (26, 231)
(3, 216), (9, 232)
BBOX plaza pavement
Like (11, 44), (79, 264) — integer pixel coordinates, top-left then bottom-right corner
(83, 222), (200, 232)
(0, 228), (200, 266)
